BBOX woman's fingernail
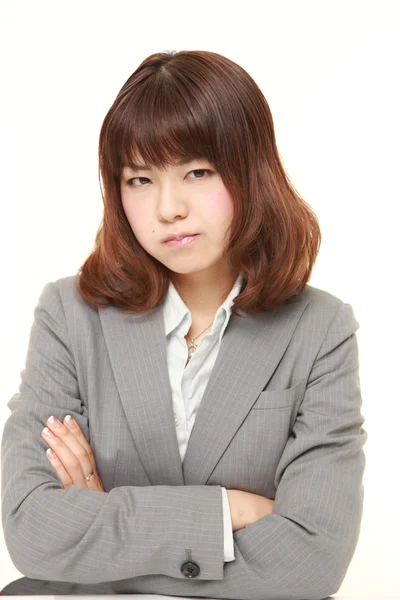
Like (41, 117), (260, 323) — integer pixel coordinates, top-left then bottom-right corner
(43, 427), (53, 438)
(64, 415), (75, 426)
(48, 416), (61, 427)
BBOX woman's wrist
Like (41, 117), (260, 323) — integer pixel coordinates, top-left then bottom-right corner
(226, 489), (275, 531)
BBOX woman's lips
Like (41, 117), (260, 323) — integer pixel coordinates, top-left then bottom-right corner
(164, 234), (199, 247)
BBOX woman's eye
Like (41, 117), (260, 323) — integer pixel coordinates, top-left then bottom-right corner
(188, 169), (213, 179)
(125, 169), (213, 188)
(126, 177), (149, 187)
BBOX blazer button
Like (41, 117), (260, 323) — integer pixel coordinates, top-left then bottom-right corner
(180, 561), (200, 578)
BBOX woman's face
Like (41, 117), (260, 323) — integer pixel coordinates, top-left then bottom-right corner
(120, 157), (234, 276)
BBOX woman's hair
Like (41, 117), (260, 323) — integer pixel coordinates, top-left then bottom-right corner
(76, 49), (321, 316)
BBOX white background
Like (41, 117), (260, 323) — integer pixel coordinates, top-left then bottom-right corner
(0, 0), (399, 595)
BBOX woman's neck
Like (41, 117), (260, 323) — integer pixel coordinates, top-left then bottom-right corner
(170, 264), (239, 318)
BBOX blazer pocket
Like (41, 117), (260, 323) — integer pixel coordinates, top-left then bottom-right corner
(252, 378), (307, 409)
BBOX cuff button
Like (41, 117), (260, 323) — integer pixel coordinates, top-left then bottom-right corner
(180, 561), (200, 578)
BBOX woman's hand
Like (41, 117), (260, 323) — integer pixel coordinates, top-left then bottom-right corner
(226, 489), (275, 532)
(41, 415), (105, 492)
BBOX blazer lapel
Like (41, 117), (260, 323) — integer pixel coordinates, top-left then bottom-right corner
(98, 291), (309, 488)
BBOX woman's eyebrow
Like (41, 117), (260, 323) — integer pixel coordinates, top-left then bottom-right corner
(123, 158), (196, 172)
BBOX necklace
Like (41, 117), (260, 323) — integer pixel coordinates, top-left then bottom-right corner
(185, 322), (213, 364)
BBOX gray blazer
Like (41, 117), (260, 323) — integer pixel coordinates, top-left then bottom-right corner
(1, 276), (367, 599)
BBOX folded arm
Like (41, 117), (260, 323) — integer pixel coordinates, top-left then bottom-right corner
(1, 282), (226, 582)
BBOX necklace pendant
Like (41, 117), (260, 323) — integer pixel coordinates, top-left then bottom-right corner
(187, 342), (197, 359)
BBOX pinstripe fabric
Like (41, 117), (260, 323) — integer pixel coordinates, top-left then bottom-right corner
(0, 276), (367, 599)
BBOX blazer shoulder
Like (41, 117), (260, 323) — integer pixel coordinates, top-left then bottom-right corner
(53, 273), (81, 297)
(36, 274), (96, 319)
(298, 283), (359, 332)
(300, 283), (348, 309)
(53, 273), (93, 307)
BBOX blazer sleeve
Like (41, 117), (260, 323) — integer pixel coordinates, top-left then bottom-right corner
(1, 281), (226, 583)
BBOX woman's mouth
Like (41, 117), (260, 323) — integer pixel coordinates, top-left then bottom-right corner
(164, 234), (199, 247)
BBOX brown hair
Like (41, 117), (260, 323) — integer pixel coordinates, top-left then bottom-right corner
(76, 49), (321, 316)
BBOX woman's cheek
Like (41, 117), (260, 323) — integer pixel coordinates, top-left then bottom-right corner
(123, 203), (148, 238)
(202, 190), (234, 224)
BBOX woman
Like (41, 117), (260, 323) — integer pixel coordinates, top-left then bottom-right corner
(1, 50), (367, 598)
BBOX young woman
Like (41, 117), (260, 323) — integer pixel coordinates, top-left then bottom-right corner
(1, 49), (367, 598)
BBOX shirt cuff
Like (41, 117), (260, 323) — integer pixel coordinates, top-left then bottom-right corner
(221, 487), (235, 561)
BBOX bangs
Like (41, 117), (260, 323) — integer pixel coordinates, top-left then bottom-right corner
(110, 75), (222, 178)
